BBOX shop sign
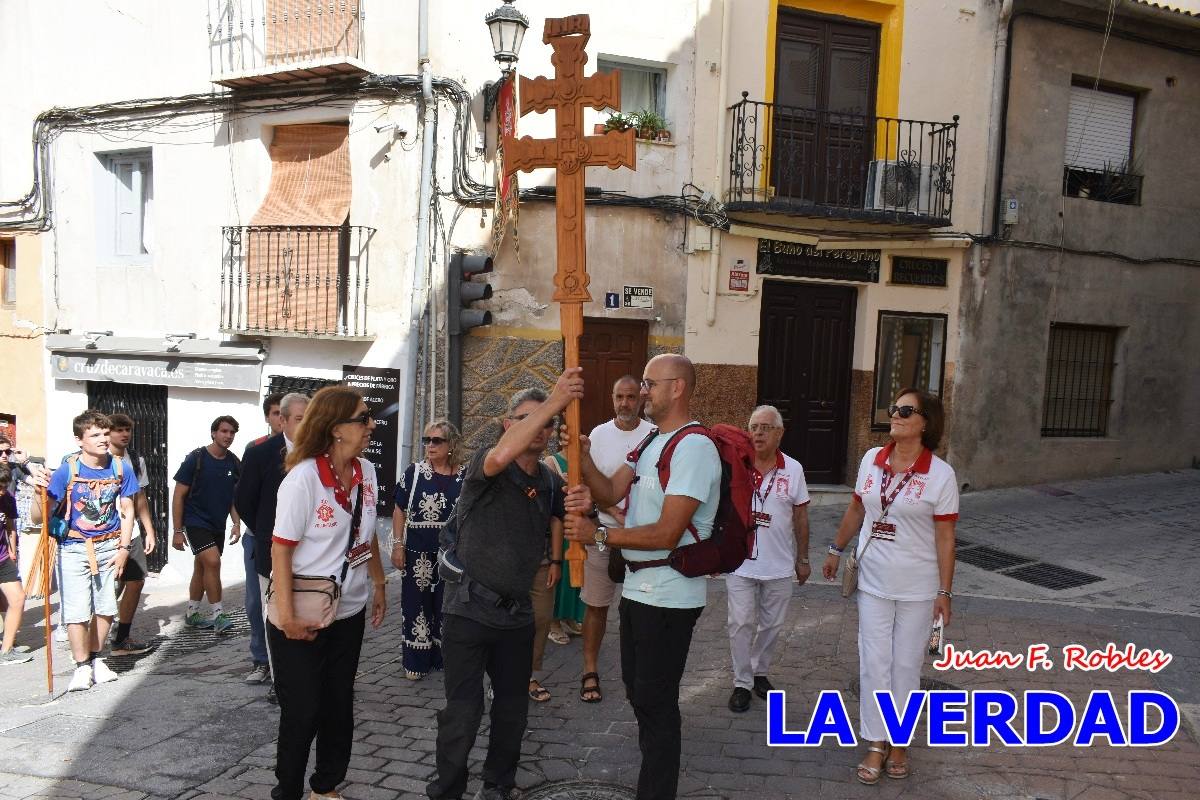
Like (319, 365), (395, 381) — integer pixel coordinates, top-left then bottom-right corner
(52, 355), (260, 392)
(756, 239), (880, 283)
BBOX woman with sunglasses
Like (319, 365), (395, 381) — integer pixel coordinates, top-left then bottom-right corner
(822, 388), (958, 785)
(391, 420), (464, 680)
(269, 385), (387, 800)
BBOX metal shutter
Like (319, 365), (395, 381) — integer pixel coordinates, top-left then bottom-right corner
(1065, 86), (1134, 171)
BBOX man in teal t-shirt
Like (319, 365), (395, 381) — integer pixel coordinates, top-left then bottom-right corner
(566, 353), (721, 800)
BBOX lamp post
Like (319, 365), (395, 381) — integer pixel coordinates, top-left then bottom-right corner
(483, 0), (530, 121)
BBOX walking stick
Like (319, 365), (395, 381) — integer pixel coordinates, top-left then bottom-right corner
(41, 489), (53, 694)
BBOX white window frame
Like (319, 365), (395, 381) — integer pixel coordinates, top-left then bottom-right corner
(597, 56), (669, 121)
(1, 239), (15, 307)
(95, 149), (153, 264)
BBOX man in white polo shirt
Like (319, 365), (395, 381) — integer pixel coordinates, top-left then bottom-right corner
(726, 405), (810, 713)
(578, 375), (652, 704)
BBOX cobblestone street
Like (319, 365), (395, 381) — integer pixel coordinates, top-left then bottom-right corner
(0, 470), (1197, 800)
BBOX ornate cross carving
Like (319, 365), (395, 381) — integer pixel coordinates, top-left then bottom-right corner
(503, 14), (637, 586)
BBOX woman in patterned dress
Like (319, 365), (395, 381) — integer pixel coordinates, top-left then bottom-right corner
(390, 420), (464, 680)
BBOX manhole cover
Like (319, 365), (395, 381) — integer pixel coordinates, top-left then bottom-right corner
(524, 781), (635, 800)
(1004, 562), (1103, 590)
(957, 545), (1034, 572)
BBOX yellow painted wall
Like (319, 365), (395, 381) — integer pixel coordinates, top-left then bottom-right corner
(0, 234), (48, 454)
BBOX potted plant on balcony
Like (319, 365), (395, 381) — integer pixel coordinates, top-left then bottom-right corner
(604, 111), (636, 134)
(635, 108), (668, 141)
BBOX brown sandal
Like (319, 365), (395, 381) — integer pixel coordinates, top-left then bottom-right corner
(528, 680), (551, 702)
(580, 672), (602, 703)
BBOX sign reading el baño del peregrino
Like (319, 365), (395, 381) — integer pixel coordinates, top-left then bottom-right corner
(756, 238), (881, 283)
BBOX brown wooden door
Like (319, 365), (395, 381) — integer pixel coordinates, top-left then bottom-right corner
(773, 9), (879, 207)
(579, 318), (649, 435)
(757, 281), (856, 484)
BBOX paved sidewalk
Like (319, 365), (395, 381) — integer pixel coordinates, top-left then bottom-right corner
(0, 469), (1196, 800)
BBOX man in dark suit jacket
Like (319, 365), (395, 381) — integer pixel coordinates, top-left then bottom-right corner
(235, 393), (309, 695)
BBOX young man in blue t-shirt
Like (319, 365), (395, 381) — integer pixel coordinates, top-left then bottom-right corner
(31, 410), (140, 692)
(171, 415), (242, 632)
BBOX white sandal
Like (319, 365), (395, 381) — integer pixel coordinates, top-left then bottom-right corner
(856, 744), (890, 785)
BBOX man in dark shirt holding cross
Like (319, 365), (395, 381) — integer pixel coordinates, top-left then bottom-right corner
(428, 369), (584, 800)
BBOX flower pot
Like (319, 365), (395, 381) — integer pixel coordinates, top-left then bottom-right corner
(656, 130), (672, 142)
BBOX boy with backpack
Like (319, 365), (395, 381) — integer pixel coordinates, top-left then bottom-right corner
(30, 410), (140, 691)
(171, 416), (242, 633)
(564, 354), (730, 800)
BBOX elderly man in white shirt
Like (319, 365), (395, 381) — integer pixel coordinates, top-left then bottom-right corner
(726, 404), (811, 713)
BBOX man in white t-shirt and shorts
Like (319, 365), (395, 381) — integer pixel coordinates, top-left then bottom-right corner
(579, 375), (653, 703)
(726, 405), (810, 713)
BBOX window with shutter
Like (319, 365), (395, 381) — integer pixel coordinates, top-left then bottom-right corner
(1065, 85), (1134, 170)
(97, 149), (153, 262)
(597, 58), (668, 121)
(1062, 84), (1142, 205)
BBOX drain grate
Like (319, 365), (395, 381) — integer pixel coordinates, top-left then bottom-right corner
(1031, 485), (1075, 497)
(956, 545), (1035, 572)
(106, 607), (251, 671)
(524, 781), (636, 800)
(1003, 562), (1103, 590)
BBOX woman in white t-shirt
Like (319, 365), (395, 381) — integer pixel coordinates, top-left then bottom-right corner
(822, 388), (958, 786)
(269, 385), (387, 800)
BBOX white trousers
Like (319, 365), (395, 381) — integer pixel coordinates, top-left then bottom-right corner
(856, 590), (933, 742)
(725, 574), (793, 689)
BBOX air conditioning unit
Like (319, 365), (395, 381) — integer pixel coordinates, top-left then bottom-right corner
(865, 160), (943, 215)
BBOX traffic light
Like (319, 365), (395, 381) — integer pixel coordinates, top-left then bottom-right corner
(448, 252), (494, 334)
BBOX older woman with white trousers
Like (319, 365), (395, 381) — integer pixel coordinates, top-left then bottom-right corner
(822, 387), (958, 785)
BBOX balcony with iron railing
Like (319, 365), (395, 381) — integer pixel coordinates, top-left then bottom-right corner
(727, 93), (959, 228)
(208, 1), (367, 88)
(220, 225), (374, 338)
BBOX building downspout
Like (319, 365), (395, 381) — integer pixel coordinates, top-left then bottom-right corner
(704, 0), (732, 327)
(401, 0), (436, 470)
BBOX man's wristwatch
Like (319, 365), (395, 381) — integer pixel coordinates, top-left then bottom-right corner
(593, 525), (609, 553)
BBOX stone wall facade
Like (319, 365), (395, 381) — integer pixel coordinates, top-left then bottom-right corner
(460, 334), (564, 456)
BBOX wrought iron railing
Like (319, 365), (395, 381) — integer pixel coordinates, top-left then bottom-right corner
(208, 0), (365, 77)
(727, 93), (959, 224)
(220, 225), (374, 337)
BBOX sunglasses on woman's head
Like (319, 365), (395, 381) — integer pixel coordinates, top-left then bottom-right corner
(888, 404), (928, 419)
(421, 436), (448, 445)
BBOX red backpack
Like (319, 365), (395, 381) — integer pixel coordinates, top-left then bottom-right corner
(625, 422), (758, 577)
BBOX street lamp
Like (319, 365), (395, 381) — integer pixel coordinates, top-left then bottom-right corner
(484, 0), (529, 74)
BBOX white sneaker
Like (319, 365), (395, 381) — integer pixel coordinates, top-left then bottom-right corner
(68, 664), (94, 692)
(243, 664), (270, 684)
(54, 626), (69, 643)
(92, 658), (119, 684)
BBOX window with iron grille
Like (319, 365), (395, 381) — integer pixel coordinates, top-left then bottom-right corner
(1041, 324), (1118, 437)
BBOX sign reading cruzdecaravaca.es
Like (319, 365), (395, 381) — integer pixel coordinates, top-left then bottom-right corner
(52, 354), (262, 392)
(341, 365), (401, 516)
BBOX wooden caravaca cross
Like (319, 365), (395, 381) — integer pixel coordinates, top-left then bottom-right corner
(504, 14), (636, 587)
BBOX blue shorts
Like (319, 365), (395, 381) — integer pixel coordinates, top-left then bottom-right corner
(59, 536), (120, 624)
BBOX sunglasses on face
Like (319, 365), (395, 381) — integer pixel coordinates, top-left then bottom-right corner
(421, 436), (448, 445)
(338, 412), (374, 426)
(508, 413), (556, 429)
(888, 404), (928, 420)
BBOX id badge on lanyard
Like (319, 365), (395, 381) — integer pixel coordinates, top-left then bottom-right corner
(871, 468), (915, 542)
(347, 539), (372, 569)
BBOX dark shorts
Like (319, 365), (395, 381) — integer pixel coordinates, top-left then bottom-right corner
(186, 526), (225, 556)
(121, 555), (146, 583)
(0, 558), (19, 584)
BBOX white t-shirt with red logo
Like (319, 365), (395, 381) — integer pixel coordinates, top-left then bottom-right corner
(734, 451), (810, 581)
(853, 443), (959, 602)
(273, 456), (379, 620)
(589, 417), (655, 528)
